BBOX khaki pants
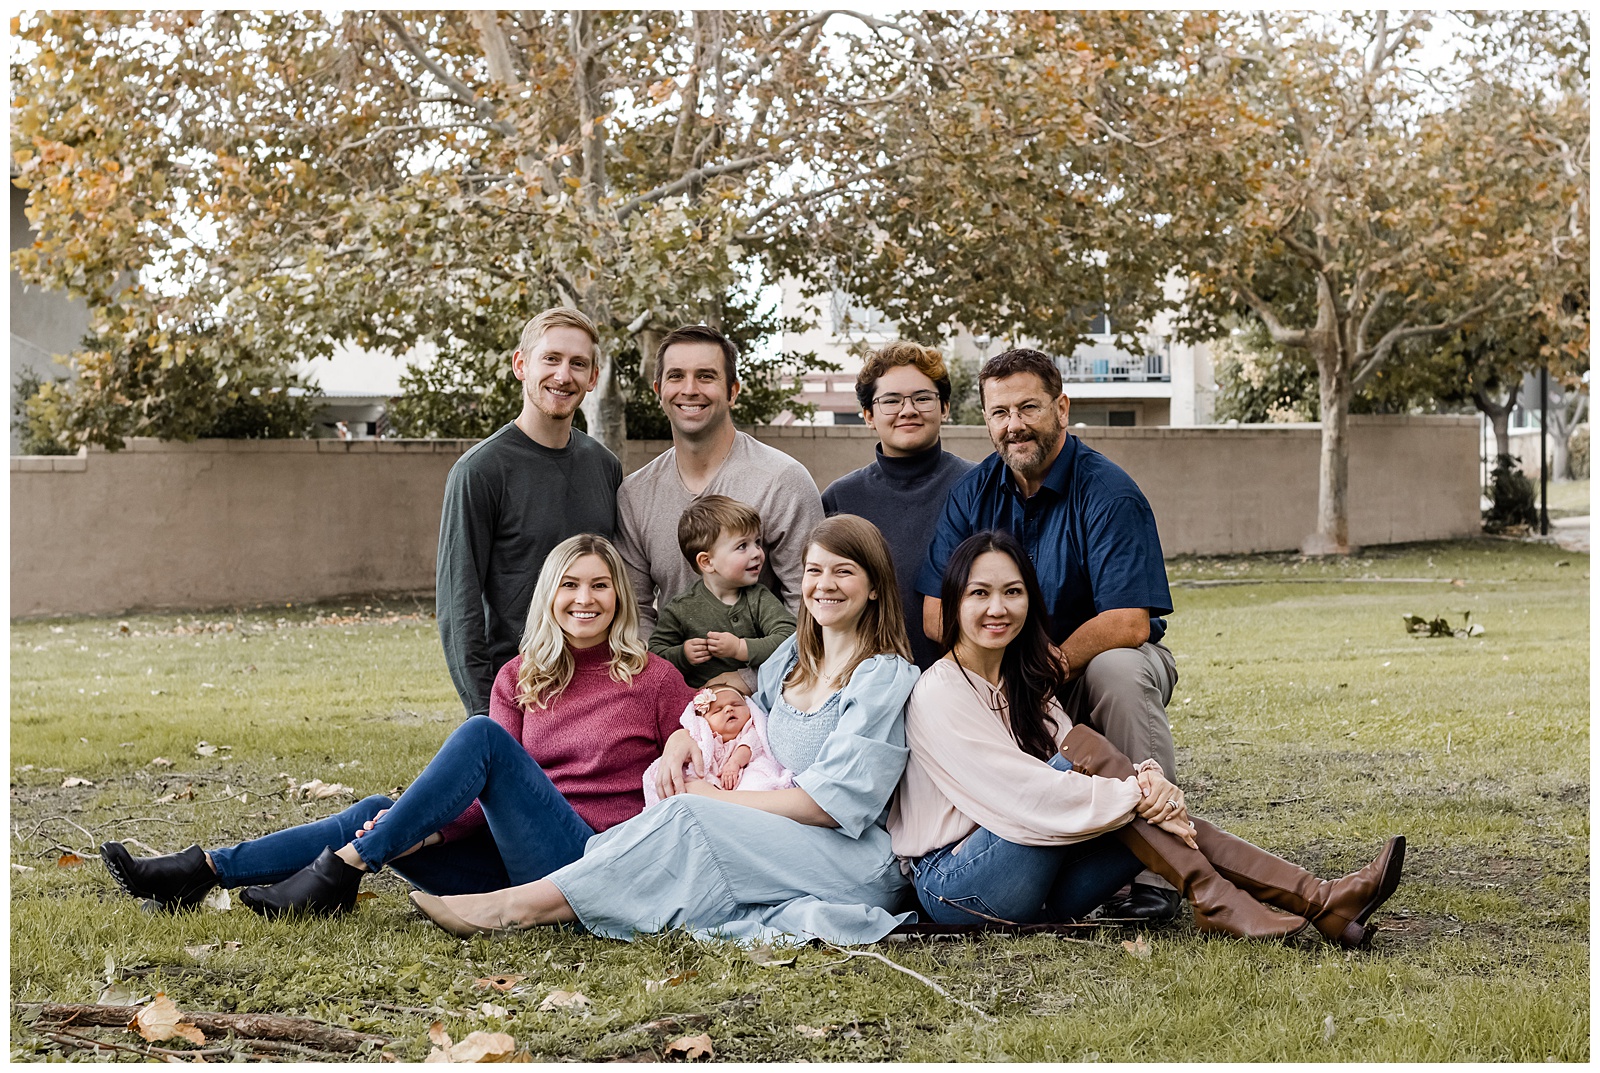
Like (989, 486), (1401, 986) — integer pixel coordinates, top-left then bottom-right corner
(1060, 641), (1179, 892)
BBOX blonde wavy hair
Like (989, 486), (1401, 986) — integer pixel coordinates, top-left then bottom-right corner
(515, 534), (649, 710)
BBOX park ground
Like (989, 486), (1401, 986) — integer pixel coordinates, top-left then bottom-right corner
(8, 539), (1589, 1061)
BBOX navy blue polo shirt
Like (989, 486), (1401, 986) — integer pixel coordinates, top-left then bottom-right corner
(916, 434), (1172, 645)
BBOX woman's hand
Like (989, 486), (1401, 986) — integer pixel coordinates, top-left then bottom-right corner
(655, 728), (705, 799)
(354, 807), (390, 837)
(356, 808), (441, 858)
(1135, 769), (1188, 824)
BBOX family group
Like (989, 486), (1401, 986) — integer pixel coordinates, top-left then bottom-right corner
(100, 309), (1403, 947)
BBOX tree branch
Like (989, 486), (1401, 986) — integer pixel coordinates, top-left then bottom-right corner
(379, 13), (517, 138)
(614, 152), (780, 222)
(1227, 278), (1310, 347)
(739, 151), (930, 235)
(1351, 286), (1509, 389)
(1353, 283), (1395, 356)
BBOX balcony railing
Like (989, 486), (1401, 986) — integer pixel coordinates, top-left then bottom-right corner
(1059, 346), (1169, 383)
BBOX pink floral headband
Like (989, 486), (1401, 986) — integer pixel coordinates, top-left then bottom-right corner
(692, 686), (742, 715)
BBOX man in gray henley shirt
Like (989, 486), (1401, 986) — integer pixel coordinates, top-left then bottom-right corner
(616, 325), (824, 640)
(436, 308), (623, 719)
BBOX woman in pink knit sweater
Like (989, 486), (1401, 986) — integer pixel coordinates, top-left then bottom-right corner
(100, 534), (696, 916)
(888, 530), (1406, 946)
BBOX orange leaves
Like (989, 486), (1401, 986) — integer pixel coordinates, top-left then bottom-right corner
(130, 993), (206, 1045)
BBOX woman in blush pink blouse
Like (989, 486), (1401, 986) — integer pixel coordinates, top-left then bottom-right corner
(888, 530), (1405, 946)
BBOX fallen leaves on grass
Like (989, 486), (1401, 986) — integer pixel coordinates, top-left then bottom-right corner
(148, 757), (172, 767)
(795, 1024), (835, 1038)
(644, 971), (698, 992)
(537, 990), (590, 1012)
(424, 1023), (524, 1062)
(154, 784), (195, 803)
(12, 863), (36, 873)
(745, 943), (797, 968)
(1323, 1014), (1337, 1042)
(478, 1002), (509, 1019)
(60, 776), (94, 788)
(1121, 936), (1152, 960)
(294, 779), (356, 801)
(195, 742), (218, 756)
(183, 942), (242, 958)
(664, 1033), (714, 1061)
(473, 975), (526, 992)
(202, 887), (232, 912)
(56, 853), (87, 868)
(130, 993), (206, 1045)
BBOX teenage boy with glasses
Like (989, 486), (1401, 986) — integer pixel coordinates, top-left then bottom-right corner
(820, 341), (974, 669)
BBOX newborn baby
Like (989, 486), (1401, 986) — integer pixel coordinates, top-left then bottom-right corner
(642, 686), (793, 807)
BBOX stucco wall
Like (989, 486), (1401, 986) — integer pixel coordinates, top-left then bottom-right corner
(12, 416), (1481, 617)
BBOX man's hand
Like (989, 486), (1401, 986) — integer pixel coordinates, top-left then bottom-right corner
(683, 637), (712, 665)
(655, 728), (705, 799)
(705, 631), (748, 661)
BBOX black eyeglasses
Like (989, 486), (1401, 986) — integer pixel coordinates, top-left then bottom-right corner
(870, 392), (942, 414)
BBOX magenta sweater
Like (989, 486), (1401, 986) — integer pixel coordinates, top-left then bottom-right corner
(437, 643), (696, 841)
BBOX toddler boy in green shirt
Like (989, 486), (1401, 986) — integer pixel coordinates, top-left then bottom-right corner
(648, 495), (797, 688)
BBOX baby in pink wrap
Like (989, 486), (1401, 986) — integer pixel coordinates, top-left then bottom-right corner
(642, 685), (793, 807)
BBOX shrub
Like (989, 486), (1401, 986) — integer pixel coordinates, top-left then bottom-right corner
(1483, 453), (1537, 532)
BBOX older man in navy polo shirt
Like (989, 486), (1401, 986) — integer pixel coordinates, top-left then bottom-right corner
(916, 347), (1181, 923)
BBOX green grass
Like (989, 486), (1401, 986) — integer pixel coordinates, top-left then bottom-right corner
(1545, 478), (1589, 518)
(10, 543), (1589, 1061)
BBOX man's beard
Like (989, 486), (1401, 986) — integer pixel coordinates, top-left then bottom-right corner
(997, 419), (1063, 481)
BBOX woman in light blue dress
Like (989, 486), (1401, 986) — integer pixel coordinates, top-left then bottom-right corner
(410, 515), (922, 944)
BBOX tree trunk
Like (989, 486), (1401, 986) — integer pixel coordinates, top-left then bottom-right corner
(581, 361), (628, 457)
(1303, 345), (1356, 555)
(1472, 382), (1520, 461)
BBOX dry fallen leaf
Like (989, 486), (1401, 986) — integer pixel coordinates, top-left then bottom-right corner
(479, 1001), (509, 1019)
(297, 779), (356, 800)
(746, 943), (797, 968)
(148, 757), (173, 767)
(98, 981), (144, 1006)
(194, 742), (217, 757)
(56, 852), (87, 868)
(473, 975), (526, 992)
(664, 1033), (714, 1061)
(131, 993), (206, 1045)
(356, 890), (379, 903)
(425, 1026), (518, 1063)
(1323, 1014), (1336, 1041)
(12, 863), (36, 873)
(60, 776), (94, 788)
(644, 971), (699, 992)
(1121, 936), (1152, 960)
(202, 887), (232, 912)
(537, 990), (590, 1012)
(794, 1024), (835, 1038)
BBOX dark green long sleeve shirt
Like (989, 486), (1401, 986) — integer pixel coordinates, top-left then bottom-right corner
(436, 422), (621, 718)
(647, 579), (797, 688)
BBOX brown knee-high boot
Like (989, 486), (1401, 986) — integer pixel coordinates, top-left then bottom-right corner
(1113, 819), (1310, 939)
(1062, 724), (1406, 947)
(1190, 822), (1405, 949)
(1064, 724), (1306, 938)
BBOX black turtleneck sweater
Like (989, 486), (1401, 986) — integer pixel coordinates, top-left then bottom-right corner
(821, 441), (976, 668)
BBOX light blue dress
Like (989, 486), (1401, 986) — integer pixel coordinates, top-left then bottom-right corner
(546, 635), (920, 944)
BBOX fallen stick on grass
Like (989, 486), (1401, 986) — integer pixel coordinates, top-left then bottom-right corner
(18, 1003), (391, 1053)
(820, 943), (996, 1022)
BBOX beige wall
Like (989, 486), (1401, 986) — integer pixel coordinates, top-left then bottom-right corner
(13, 416), (1480, 617)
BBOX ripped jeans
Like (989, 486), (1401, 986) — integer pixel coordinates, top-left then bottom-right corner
(907, 754), (1142, 925)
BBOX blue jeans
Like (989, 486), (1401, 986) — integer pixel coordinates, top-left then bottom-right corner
(909, 755), (1143, 924)
(207, 716), (595, 896)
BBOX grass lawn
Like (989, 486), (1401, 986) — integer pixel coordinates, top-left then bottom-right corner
(1546, 478), (1589, 518)
(9, 540), (1589, 1061)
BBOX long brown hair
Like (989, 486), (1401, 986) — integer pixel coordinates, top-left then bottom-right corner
(938, 530), (1064, 760)
(784, 515), (912, 693)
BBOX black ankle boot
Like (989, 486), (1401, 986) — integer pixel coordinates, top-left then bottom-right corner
(239, 847), (365, 917)
(100, 842), (217, 909)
